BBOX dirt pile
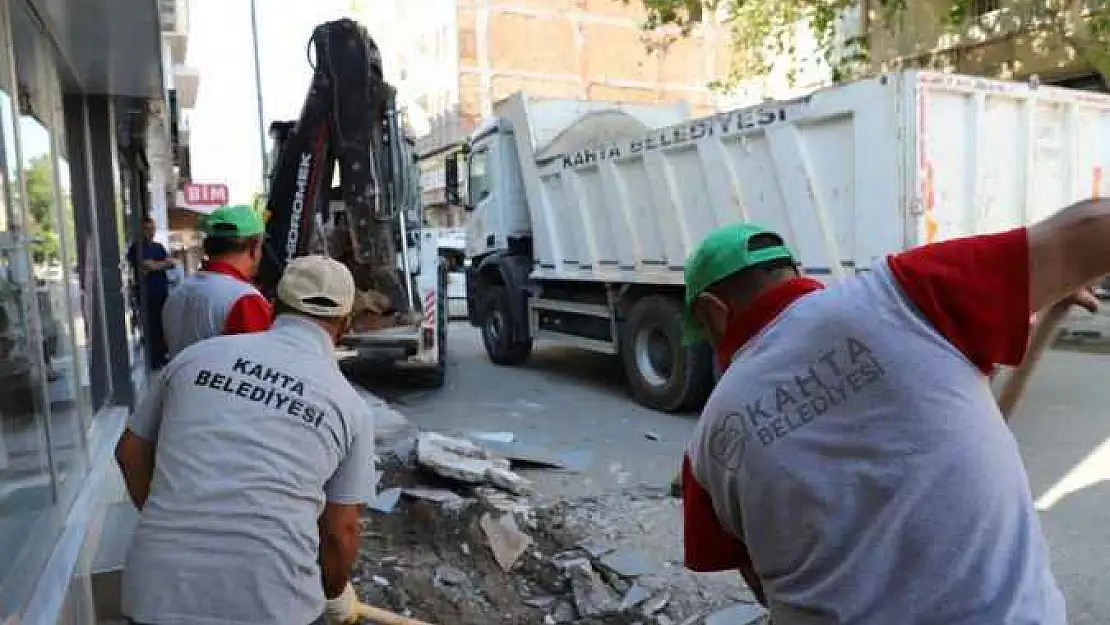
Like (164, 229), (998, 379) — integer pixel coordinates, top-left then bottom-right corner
(353, 445), (765, 625)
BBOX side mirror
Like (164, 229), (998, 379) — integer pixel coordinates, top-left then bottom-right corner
(445, 154), (460, 206)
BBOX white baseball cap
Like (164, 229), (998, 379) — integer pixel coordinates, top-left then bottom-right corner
(277, 255), (356, 318)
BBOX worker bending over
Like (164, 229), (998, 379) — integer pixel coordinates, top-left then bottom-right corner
(681, 199), (1110, 624)
(162, 204), (271, 357)
(117, 256), (373, 625)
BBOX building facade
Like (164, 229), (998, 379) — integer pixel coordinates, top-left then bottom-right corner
(0, 0), (196, 622)
(862, 0), (1107, 89)
(362, 0), (739, 227)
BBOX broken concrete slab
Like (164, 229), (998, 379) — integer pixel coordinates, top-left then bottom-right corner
(641, 592), (670, 616)
(599, 545), (656, 578)
(475, 487), (533, 514)
(369, 487), (402, 513)
(422, 431), (486, 458)
(418, 433), (493, 483)
(401, 487), (466, 505)
(620, 584), (652, 612)
(522, 596), (556, 609)
(569, 560), (619, 618)
(656, 615), (674, 625)
(704, 602), (767, 625)
(487, 466), (534, 495)
(481, 512), (533, 572)
(577, 537), (616, 558)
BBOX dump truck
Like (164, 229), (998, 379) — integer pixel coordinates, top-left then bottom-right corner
(446, 71), (1110, 411)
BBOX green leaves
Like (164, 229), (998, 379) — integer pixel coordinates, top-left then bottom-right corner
(629, 0), (1110, 90)
(629, 0), (862, 90)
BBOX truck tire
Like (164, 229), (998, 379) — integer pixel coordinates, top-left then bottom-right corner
(481, 284), (532, 365)
(621, 295), (714, 412)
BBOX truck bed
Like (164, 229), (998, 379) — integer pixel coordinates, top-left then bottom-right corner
(501, 71), (1110, 286)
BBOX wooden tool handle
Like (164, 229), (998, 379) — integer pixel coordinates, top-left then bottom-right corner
(355, 601), (437, 625)
(995, 300), (1072, 419)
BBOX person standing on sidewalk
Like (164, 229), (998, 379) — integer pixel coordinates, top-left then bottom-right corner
(680, 199), (1110, 624)
(116, 256), (373, 625)
(162, 204), (272, 358)
(128, 215), (176, 369)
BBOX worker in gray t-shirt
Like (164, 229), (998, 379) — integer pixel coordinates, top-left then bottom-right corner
(116, 256), (373, 625)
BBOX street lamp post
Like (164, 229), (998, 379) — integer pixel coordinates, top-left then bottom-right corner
(249, 0), (268, 195)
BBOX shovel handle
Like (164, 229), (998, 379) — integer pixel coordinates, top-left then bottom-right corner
(995, 300), (1071, 420)
(355, 601), (437, 625)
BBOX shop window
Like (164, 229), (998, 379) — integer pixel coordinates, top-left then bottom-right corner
(0, 1), (55, 616)
(12, 0), (91, 502)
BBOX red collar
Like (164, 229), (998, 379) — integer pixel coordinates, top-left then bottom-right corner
(715, 277), (825, 368)
(203, 261), (251, 283)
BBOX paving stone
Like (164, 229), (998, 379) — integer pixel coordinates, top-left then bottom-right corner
(569, 560), (619, 617)
(704, 602), (767, 625)
(481, 512), (533, 572)
(599, 545), (656, 578)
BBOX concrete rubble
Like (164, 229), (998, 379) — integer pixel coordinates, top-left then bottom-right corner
(480, 511), (534, 572)
(357, 426), (762, 624)
(416, 431), (535, 495)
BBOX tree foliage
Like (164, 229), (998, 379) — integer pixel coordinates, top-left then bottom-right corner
(23, 155), (58, 262)
(631, 0), (1110, 89)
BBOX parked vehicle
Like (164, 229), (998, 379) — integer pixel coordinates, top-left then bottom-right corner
(433, 227), (469, 320)
(447, 71), (1110, 411)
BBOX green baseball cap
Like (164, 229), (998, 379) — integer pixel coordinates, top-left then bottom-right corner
(683, 223), (796, 344)
(201, 204), (265, 238)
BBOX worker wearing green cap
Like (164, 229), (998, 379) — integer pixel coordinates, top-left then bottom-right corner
(162, 204), (272, 358)
(678, 203), (1110, 623)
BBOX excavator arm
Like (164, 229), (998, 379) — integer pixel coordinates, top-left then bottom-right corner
(257, 18), (406, 309)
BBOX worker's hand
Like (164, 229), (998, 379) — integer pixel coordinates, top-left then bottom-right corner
(1062, 286), (1100, 314)
(323, 582), (361, 624)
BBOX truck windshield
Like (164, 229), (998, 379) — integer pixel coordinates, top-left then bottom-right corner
(468, 149), (491, 204)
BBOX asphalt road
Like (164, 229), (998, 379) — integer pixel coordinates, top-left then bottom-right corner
(351, 321), (1110, 623)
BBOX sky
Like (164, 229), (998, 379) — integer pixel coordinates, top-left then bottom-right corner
(187, 0), (355, 203)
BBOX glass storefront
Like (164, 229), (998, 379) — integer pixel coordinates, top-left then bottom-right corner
(0, 0), (169, 618)
(0, 1), (101, 619)
(0, 0), (59, 613)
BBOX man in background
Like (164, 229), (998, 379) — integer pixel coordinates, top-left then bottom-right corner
(162, 204), (271, 358)
(127, 215), (175, 369)
(116, 255), (374, 625)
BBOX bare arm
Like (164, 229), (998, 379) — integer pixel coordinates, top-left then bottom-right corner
(140, 258), (174, 272)
(318, 503), (361, 598)
(1028, 198), (1110, 312)
(115, 430), (156, 510)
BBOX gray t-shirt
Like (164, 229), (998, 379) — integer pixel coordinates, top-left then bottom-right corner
(687, 263), (1065, 624)
(162, 269), (263, 358)
(122, 315), (375, 625)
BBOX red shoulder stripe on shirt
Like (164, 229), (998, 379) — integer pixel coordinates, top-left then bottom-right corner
(223, 294), (273, 335)
(886, 228), (1031, 374)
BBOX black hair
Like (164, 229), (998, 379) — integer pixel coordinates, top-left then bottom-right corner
(203, 233), (263, 258)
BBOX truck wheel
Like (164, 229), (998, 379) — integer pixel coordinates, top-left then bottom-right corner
(481, 284), (532, 365)
(621, 296), (714, 412)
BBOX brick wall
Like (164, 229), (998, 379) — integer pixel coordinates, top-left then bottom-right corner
(453, 0), (729, 137)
